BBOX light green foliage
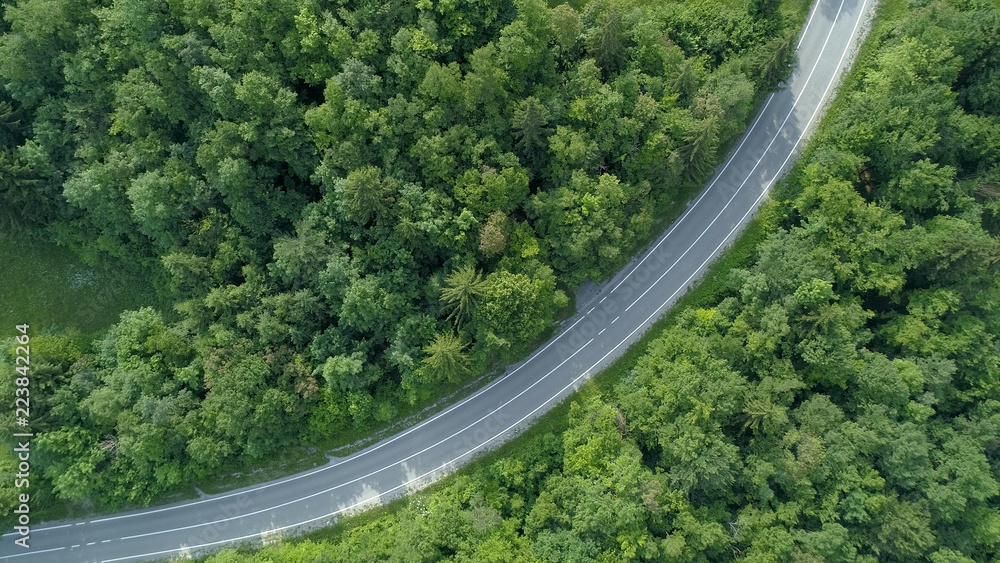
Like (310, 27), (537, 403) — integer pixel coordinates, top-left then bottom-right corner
(420, 332), (470, 386)
(475, 267), (568, 352)
(440, 265), (487, 326)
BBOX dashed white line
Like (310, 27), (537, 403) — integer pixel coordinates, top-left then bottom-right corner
(598, 328), (607, 335)
(609, 91), (779, 295)
(584, 0), (868, 381)
(84, 314), (591, 527)
(11, 0), (832, 543)
(104, 340), (600, 563)
(612, 316), (620, 324)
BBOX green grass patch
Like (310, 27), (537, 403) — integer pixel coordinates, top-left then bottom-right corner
(0, 230), (163, 340)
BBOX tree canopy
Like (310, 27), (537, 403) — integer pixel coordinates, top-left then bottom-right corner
(185, 0), (1000, 560)
(0, 0), (799, 512)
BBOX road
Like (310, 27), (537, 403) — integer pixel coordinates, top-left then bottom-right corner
(1, 0), (874, 559)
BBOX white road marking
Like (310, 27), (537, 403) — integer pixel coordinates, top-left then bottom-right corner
(610, 93), (777, 295)
(24, 0), (801, 539)
(587, 0), (868, 379)
(3, 523), (73, 539)
(798, 0), (823, 48)
(598, 328), (606, 336)
(0, 547), (65, 559)
(84, 314), (590, 526)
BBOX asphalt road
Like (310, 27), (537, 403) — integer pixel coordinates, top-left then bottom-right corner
(1, 0), (875, 559)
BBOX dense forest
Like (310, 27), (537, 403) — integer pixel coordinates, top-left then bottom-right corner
(195, 0), (1000, 560)
(0, 0), (801, 514)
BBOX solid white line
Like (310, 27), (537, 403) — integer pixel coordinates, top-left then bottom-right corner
(610, 91), (777, 294)
(591, 0), (869, 376)
(0, 547), (65, 559)
(26, 5), (784, 537)
(621, 0), (847, 315)
(97, 0), (869, 557)
(3, 523), (73, 538)
(798, 0), (822, 48)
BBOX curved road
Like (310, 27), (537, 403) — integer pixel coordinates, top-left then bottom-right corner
(2, 0), (874, 559)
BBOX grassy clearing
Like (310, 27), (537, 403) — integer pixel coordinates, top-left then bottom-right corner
(0, 228), (167, 523)
(0, 230), (164, 340)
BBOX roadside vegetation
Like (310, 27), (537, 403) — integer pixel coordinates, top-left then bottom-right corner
(196, 0), (1000, 560)
(0, 0), (803, 518)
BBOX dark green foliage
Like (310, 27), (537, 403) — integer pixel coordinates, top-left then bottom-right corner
(200, 0), (1000, 560)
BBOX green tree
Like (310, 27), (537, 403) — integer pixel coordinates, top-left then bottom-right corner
(511, 96), (552, 166)
(584, 2), (629, 78)
(475, 267), (567, 351)
(335, 165), (398, 227)
(440, 265), (488, 326)
(421, 332), (470, 384)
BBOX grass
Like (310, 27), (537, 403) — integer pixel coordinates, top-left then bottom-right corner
(0, 228), (168, 525)
(0, 229), (163, 341)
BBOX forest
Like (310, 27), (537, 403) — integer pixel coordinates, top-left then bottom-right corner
(0, 0), (801, 516)
(189, 0), (999, 560)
